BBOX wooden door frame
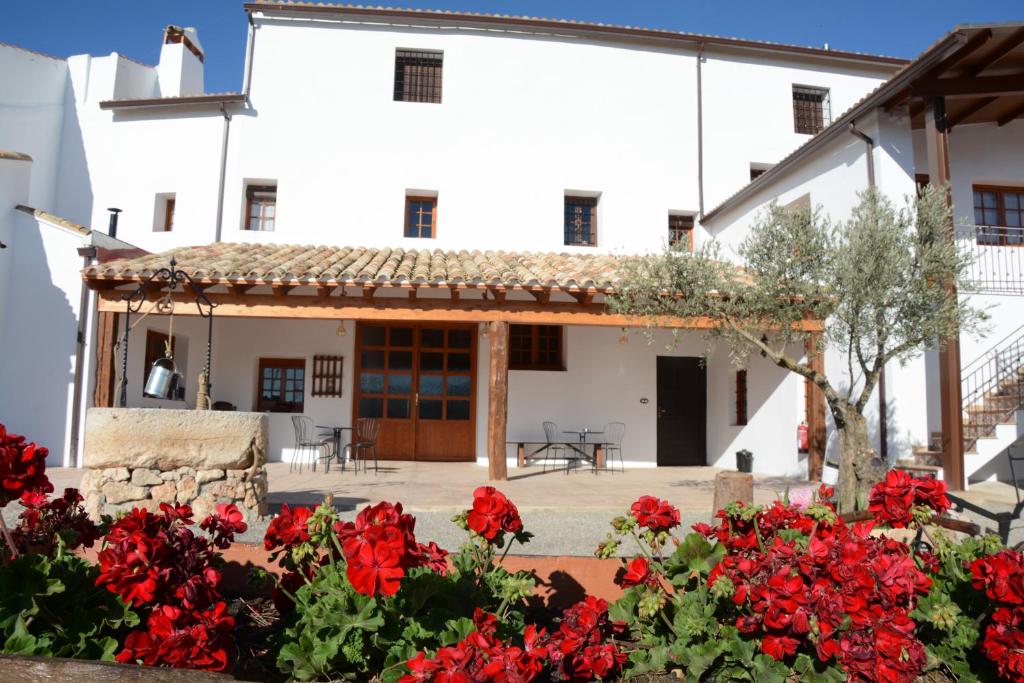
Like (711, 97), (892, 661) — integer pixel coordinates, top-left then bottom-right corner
(351, 321), (477, 461)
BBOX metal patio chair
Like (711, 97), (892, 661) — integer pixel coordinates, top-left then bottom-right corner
(290, 415), (331, 473)
(600, 422), (626, 473)
(541, 421), (570, 473)
(344, 417), (382, 474)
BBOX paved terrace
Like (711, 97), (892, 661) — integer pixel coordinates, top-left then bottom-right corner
(38, 465), (1024, 555)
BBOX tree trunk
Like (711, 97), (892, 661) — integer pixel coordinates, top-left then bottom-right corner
(836, 409), (887, 513)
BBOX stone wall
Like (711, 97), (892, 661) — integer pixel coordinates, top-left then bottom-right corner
(81, 408), (268, 522)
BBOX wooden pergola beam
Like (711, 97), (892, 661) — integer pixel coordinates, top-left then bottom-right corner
(998, 100), (1024, 127)
(487, 321), (509, 481)
(912, 75), (1024, 98)
(947, 97), (997, 128)
(228, 284), (254, 297)
(94, 288), (824, 331)
(316, 285), (336, 299)
(271, 284), (295, 297)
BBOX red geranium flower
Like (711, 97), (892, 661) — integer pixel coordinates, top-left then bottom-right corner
(630, 495), (680, 533)
(200, 503), (247, 549)
(344, 525), (406, 597)
(868, 470), (950, 527)
(466, 486), (523, 542)
(0, 424), (52, 507)
(116, 602), (236, 672)
(615, 556), (658, 589)
(264, 504), (312, 552)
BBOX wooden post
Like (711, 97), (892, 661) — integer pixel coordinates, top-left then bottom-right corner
(925, 96), (965, 490)
(93, 311), (118, 408)
(805, 336), (827, 481)
(487, 321), (509, 481)
(516, 443), (526, 468)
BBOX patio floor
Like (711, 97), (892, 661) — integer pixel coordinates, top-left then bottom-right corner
(262, 462), (810, 512)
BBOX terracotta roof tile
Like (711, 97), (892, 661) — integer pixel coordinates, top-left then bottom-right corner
(83, 243), (631, 290)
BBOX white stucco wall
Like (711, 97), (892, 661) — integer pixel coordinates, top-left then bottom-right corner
(112, 314), (808, 476)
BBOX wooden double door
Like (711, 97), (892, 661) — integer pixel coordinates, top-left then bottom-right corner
(353, 322), (476, 461)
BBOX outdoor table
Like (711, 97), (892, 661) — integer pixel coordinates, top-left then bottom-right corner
(317, 425), (352, 469)
(562, 429), (606, 470)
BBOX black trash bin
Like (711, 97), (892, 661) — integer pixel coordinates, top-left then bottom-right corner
(736, 449), (753, 473)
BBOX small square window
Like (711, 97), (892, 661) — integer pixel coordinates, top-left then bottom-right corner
(510, 325), (564, 371)
(394, 49), (443, 103)
(668, 214), (694, 251)
(257, 358), (305, 413)
(792, 85), (831, 135)
(245, 184), (277, 231)
(405, 196), (437, 238)
(564, 195), (598, 246)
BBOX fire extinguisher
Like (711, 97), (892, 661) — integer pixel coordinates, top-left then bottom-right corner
(797, 422), (810, 453)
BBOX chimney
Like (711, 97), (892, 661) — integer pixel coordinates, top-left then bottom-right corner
(158, 26), (205, 97)
(107, 207), (122, 238)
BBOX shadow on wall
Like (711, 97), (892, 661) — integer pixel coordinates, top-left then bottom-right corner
(822, 381), (913, 481)
(54, 72), (93, 224)
(0, 215), (81, 466)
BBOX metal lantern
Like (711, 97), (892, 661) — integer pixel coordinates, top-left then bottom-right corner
(143, 357), (180, 399)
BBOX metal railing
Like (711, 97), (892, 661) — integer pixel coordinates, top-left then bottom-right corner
(957, 224), (1024, 296)
(962, 323), (1024, 443)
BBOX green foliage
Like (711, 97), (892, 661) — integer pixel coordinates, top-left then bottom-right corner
(0, 548), (137, 660)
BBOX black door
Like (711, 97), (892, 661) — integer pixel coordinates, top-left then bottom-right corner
(656, 357), (706, 466)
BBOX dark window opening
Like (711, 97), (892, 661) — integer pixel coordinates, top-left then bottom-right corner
(245, 185), (277, 231)
(510, 324), (564, 371)
(974, 185), (1024, 246)
(793, 86), (830, 135)
(257, 358), (305, 413)
(668, 214), (694, 250)
(735, 369), (748, 426)
(564, 196), (597, 246)
(405, 196), (437, 238)
(394, 50), (443, 103)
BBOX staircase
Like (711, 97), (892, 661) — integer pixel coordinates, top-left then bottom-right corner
(961, 326), (1024, 480)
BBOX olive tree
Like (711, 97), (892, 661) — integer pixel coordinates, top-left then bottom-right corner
(609, 186), (985, 511)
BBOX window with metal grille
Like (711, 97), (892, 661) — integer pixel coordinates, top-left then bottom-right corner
(394, 49), (443, 103)
(257, 358), (305, 413)
(974, 185), (1024, 246)
(405, 196), (437, 238)
(735, 370), (748, 426)
(792, 86), (831, 135)
(668, 214), (694, 250)
(245, 185), (277, 231)
(510, 325), (564, 370)
(564, 196), (598, 246)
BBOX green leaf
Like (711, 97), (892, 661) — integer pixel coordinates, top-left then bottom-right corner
(3, 616), (40, 655)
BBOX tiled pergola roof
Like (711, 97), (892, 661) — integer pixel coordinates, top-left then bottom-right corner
(83, 242), (631, 291)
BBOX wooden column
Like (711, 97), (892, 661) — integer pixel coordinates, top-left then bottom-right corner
(925, 96), (965, 490)
(93, 311), (118, 408)
(487, 321), (509, 481)
(805, 336), (827, 481)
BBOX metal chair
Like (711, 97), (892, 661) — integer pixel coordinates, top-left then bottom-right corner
(344, 418), (382, 474)
(541, 421), (567, 473)
(600, 422), (626, 473)
(290, 415), (331, 473)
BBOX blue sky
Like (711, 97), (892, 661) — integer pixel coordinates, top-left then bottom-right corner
(3, 1), (1021, 93)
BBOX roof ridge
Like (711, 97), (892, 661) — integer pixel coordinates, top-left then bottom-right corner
(246, 1), (908, 65)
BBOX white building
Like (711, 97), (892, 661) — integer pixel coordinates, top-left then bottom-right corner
(1, 4), (1020, 487)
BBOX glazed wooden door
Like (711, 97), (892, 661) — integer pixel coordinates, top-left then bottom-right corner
(353, 323), (476, 461)
(656, 356), (707, 466)
(414, 326), (475, 461)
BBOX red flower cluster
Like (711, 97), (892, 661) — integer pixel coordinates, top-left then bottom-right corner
(702, 493), (935, 682)
(10, 487), (99, 556)
(399, 608), (548, 682)
(630, 496), (680, 534)
(867, 469), (950, 528)
(264, 503), (312, 553)
(0, 424), (52, 507)
(546, 596), (627, 681)
(97, 502), (244, 672)
(336, 501), (449, 597)
(116, 602), (236, 672)
(400, 597), (626, 683)
(467, 486), (523, 542)
(971, 550), (1024, 680)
